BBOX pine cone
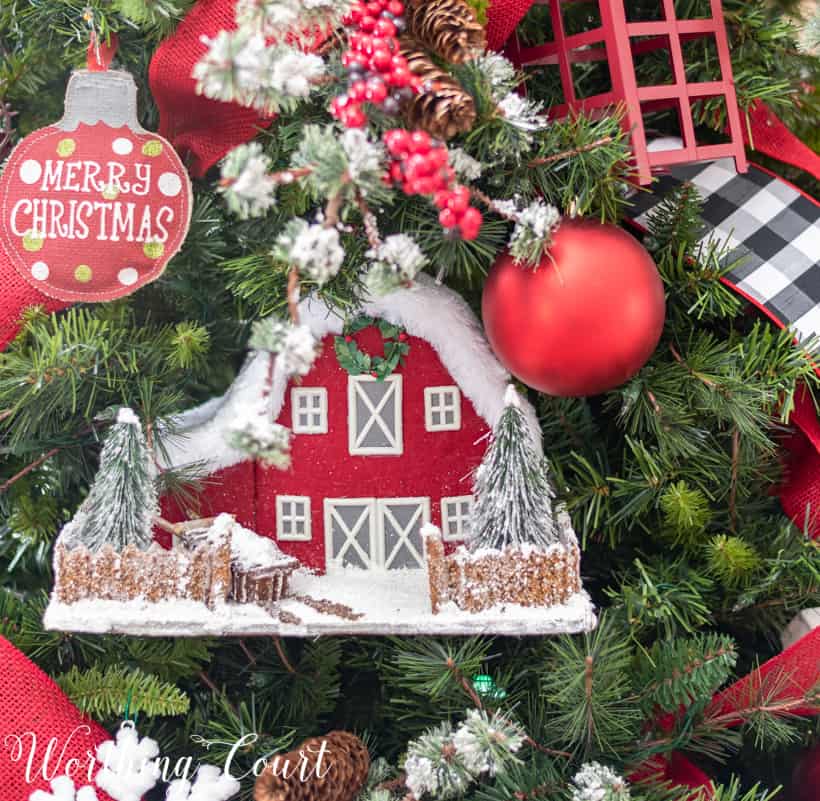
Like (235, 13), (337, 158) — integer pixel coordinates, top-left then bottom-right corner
(400, 37), (477, 140)
(254, 731), (370, 801)
(405, 0), (487, 64)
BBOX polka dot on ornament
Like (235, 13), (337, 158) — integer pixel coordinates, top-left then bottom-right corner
(142, 140), (163, 157)
(117, 267), (139, 286)
(19, 159), (42, 185)
(30, 261), (49, 281)
(112, 137), (133, 155)
(157, 172), (182, 198)
(74, 264), (92, 283)
(57, 138), (76, 157)
(143, 241), (164, 259)
(22, 231), (44, 252)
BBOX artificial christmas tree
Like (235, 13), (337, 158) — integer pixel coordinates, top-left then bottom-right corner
(2, 0), (820, 799)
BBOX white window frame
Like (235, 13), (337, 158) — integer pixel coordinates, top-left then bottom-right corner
(276, 495), (312, 542)
(424, 386), (461, 432)
(291, 387), (328, 434)
(348, 374), (403, 456)
(324, 497), (377, 572)
(377, 497), (430, 570)
(441, 495), (473, 542)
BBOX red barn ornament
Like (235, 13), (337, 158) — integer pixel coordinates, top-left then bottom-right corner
(504, 0), (748, 184)
(0, 68), (191, 305)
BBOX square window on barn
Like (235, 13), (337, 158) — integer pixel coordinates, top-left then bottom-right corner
(291, 388), (328, 434)
(425, 386), (461, 432)
(441, 495), (473, 542)
(348, 375), (403, 455)
(276, 495), (312, 541)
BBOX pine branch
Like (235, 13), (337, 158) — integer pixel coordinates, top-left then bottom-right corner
(57, 664), (190, 718)
(539, 612), (642, 758)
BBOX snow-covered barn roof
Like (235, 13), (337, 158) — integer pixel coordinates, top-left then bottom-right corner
(159, 274), (542, 473)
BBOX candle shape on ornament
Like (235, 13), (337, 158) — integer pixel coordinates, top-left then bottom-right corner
(0, 70), (192, 302)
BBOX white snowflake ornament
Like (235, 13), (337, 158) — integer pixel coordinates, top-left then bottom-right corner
(30, 777), (98, 801)
(165, 764), (240, 801)
(95, 721), (160, 801)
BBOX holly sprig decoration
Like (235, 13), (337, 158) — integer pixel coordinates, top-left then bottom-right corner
(334, 315), (410, 380)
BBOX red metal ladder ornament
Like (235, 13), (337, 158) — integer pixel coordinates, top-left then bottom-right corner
(506, 0), (748, 184)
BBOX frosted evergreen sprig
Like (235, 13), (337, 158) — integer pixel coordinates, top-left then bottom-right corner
(506, 198), (561, 266)
(194, 30), (325, 114)
(404, 711), (523, 800)
(364, 234), (428, 296)
(274, 219), (345, 286)
(227, 413), (291, 469)
(249, 319), (318, 377)
(570, 763), (630, 801)
(498, 93), (548, 133)
(219, 143), (278, 219)
(449, 148), (483, 182)
(292, 126), (389, 204)
(451, 709), (524, 777)
(236, 0), (351, 42)
(473, 52), (519, 100)
(404, 722), (468, 801)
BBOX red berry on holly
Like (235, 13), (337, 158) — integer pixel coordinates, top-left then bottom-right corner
(458, 207), (482, 240)
(384, 129), (410, 156)
(374, 18), (397, 37)
(388, 67), (411, 87)
(360, 15), (376, 31)
(447, 187), (470, 214)
(345, 335), (354, 343)
(434, 190), (451, 209)
(407, 153), (430, 175)
(372, 48), (392, 71)
(389, 162), (404, 182)
(349, 80), (368, 101)
(387, 0), (404, 13)
(409, 130), (431, 153)
(370, 371), (379, 378)
(439, 208), (458, 228)
(398, 332), (408, 341)
(366, 0), (382, 13)
(342, 105), (367, 127)
(365, 79), (388, 103)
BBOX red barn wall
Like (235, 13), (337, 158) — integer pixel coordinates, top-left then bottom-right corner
(163, 325), (491, 570)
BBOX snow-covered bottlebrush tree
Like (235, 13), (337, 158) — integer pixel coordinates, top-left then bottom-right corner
(468, 385), (560, 552)
(62, 408), (158, 553)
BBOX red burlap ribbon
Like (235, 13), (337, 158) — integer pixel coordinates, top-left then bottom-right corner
(486, 0), (536, 52)
(708, 626), (820, 723)
(0, 247), (70, 351)
(0, 636), (117, 801)
(631, 626), (820, 798)
(147, 0), (277, 178)
(743, 99), (820, 183)
(780, 386), (820, 539)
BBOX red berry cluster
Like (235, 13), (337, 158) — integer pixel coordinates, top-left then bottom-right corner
(383, 129), (483, 240)
(333, 0), (421, 128)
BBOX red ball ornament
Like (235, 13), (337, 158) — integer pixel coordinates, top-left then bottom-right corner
(482, 217), (665, 397)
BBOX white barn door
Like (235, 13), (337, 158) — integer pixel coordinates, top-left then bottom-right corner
(324, 497), (430, 571)
(377, 498), (429, 570)
(324, 498), (377, 571)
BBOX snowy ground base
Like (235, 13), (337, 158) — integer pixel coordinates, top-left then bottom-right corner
(44, 568), (597, 636)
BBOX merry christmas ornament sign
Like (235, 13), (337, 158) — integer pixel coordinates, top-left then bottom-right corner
(0, 69), (191, 302)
